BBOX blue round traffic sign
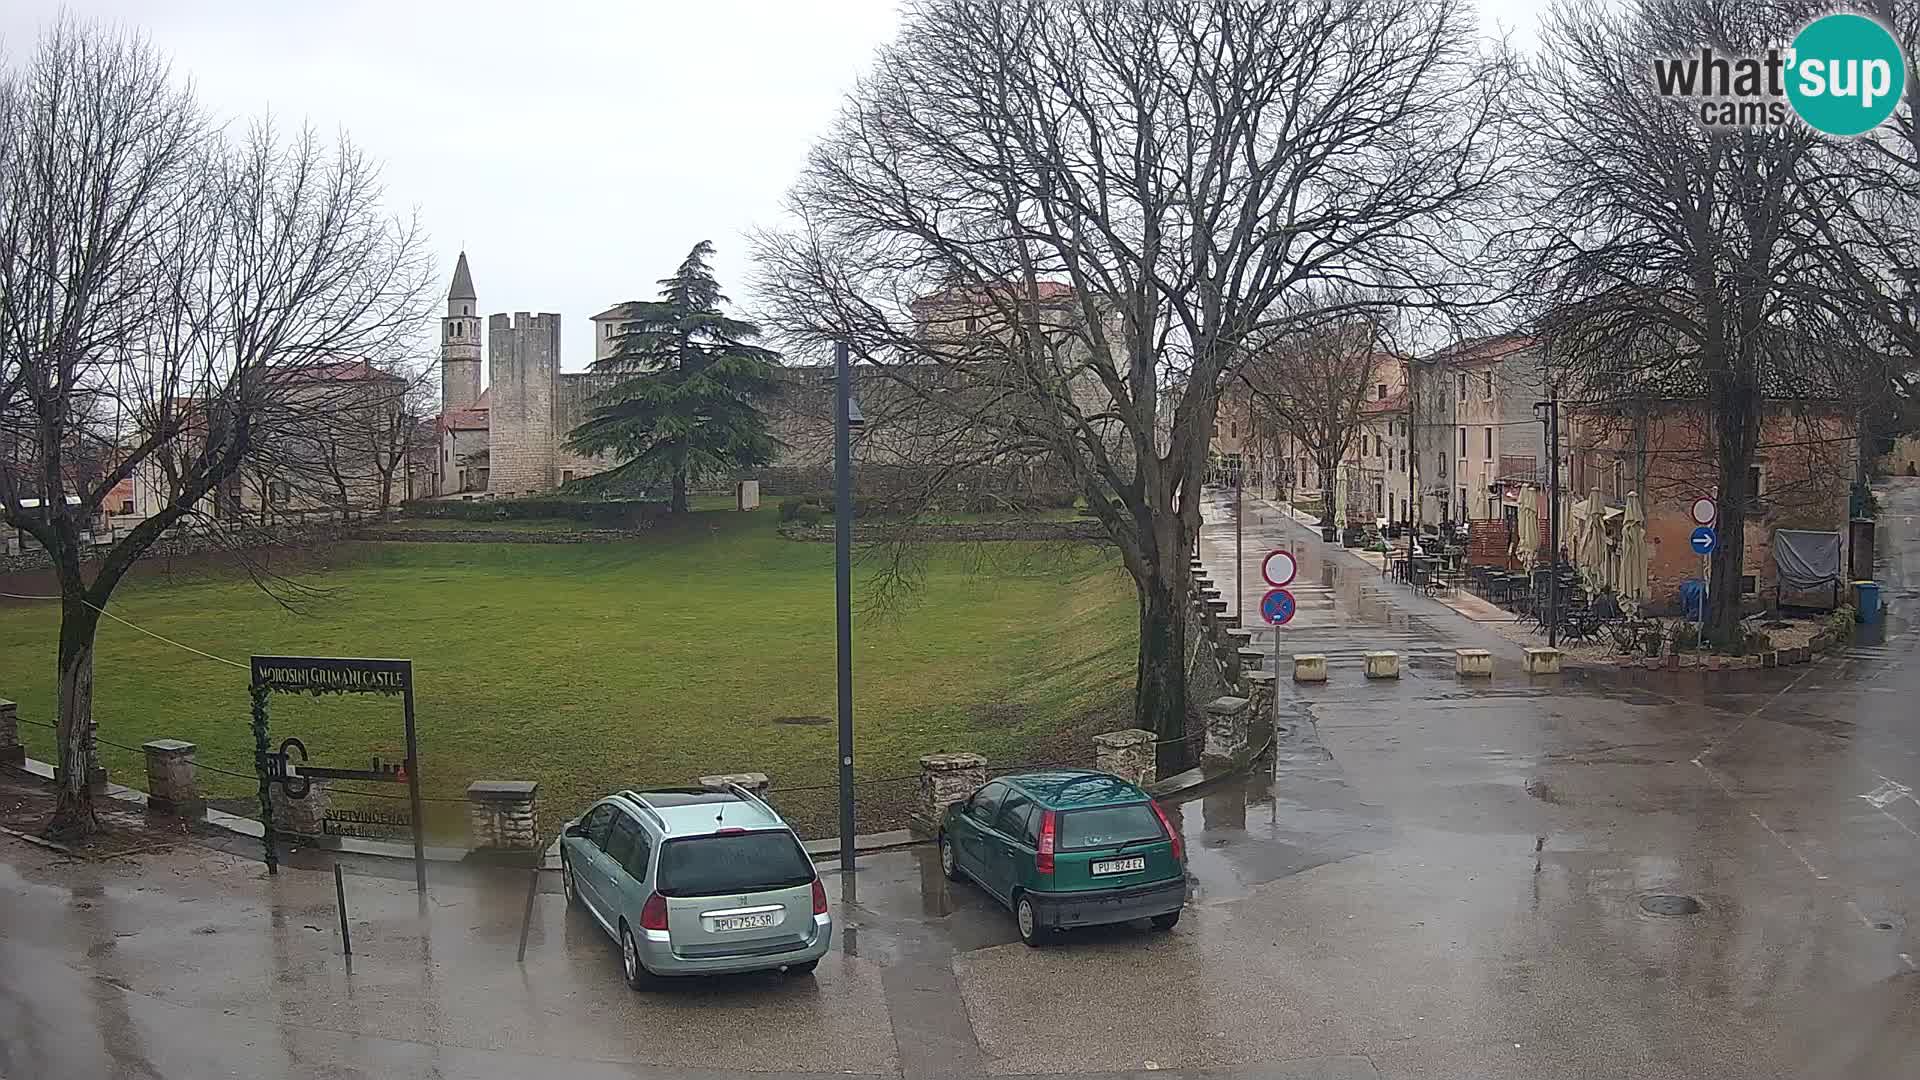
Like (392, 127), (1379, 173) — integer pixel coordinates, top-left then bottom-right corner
(1260, 587), (1297, 626)
(1690, 525), (1717, 555)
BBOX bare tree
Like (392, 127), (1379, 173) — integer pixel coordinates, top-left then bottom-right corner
(1236, 313), (1396, 529)
(311, 357), (434, 518)
(754, 0), (1513, 771)
(0, 21), (432, 837)
(1518, 0), (1891, 645)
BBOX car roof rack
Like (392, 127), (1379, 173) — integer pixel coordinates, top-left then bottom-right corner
(613, 790), (670, 834)
(723, 782), (777, 820)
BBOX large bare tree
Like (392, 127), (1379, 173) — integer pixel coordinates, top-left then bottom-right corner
(1518, 0), (1897, 646)
(0, 21), (432, 837)
(753, 0), (1512, 771)
(1236, 314), (1397, 529)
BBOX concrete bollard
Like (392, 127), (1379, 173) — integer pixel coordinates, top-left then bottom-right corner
(0, 699), (20, 767)
(1202, 696), (1250, 765)
(1522, 647), (1562, 675)
(1364, 651), (1400, 679)
(141, 739), (200, 815)
(698, 771), (771, 800)
(1455, 649), (1494, 677)
(1293, 654), (1328, 683)
(467, 780), (541, 851)
(1093, 729), (1157, 788)
(914, 752), (987, 835)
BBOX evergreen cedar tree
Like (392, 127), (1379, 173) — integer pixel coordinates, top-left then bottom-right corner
(566, 241), (781, 512)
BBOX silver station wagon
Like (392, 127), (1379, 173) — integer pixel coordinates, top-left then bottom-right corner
(559, 786), (832, 987)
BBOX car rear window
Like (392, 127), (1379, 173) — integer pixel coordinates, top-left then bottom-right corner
(656, 830), (814, 897)
(1057, 804), (1164, 851)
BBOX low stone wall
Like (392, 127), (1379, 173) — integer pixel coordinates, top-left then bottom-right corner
(353, 527), (646, 545)
(779, 520), (1112, 544)
(2, 522), (347, 575)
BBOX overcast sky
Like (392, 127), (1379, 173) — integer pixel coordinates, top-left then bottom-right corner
(1, 0), (1549, 373)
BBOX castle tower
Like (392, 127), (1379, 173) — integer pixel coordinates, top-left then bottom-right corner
(487, 311), (562, 495)
(441, 252), (482, 412)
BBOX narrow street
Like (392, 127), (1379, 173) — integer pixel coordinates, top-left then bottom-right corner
(3, 484), (1919, 1079)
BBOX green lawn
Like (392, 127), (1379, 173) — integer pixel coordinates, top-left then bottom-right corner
(0, 509), (1135, 839)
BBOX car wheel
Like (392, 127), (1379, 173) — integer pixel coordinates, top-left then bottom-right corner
(620, 922), (660, 990)
(561, 857), (579, 908)
(1015, 894), (1050, 948)
(939, 833), (962, 882)
(784, 959), (820, 977)
(1150, 910), (1181, 931)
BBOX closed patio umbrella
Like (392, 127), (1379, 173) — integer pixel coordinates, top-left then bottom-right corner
(1619, 491), (1649, 605)
(1580, 489), (1610, 590)
(1518, 494), (1540, 568)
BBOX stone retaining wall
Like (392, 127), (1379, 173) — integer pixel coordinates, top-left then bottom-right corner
(2, 523), (347, 575)
(1577, 628), (1850, 674)
(352, 527), (647, 545)
(778, 520), (1112, 544)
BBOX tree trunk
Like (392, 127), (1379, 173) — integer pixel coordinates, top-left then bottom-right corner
(670, 469), (689, 514)
(47, 598), (103, 839)
(1133, 566), (1189, 778)
(1706, 394), (1758, 648)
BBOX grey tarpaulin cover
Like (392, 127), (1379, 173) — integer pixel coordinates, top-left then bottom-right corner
(1773, 529), (1841, 591)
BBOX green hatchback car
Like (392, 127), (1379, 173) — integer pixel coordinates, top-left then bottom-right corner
(938, 770), (1187, 946)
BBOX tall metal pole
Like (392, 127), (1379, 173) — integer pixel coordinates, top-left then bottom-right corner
(1234, 462), (1244, 621)
(833, 342), (857, 871)
(1545, 393), (1561, 648)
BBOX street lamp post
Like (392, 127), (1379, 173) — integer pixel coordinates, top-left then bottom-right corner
(832, 342), (862, 872)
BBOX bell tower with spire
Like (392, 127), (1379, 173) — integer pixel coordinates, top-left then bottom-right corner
(441, 252), (482, 412)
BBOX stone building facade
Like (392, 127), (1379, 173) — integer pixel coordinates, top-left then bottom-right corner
(431, 254), (617, 498)
(1569, 403), (1858, 610)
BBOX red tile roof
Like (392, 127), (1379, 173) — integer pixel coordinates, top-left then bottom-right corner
(439, 406), (489, 432)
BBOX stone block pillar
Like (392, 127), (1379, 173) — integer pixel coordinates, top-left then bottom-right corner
(1293, 654), (1328, 682)
(914, 752), (987, 835)
(467, 780), (540, 851)
(698, 772), (771, 800)
(1094, 729), (1157, 788)
(1203, 696), (1250, 766)
(270, 780), (328, 837)
(141, 739), (200, 815)
(1365, 651), (1401, 679)
(1522, 647), (1562, 675)
(0, 699), (20, 767)
(1455, 648), (1494, 677)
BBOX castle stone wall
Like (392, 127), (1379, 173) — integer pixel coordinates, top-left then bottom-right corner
(554, 373), (620, 485)
(488, 313), (561, 495)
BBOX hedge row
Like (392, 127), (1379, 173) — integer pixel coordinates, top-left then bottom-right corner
(399, 497), (670, 529)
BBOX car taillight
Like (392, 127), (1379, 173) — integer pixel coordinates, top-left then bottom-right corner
(811, 877), (829, 916)
(1036, 809), (1056, 874)
(1149, 800), (1184, 864)
(640, 893), (669, 931)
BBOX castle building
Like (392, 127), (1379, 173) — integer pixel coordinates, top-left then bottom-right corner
(431, 253), (617, 497)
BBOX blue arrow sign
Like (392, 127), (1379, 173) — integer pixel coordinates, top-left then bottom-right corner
(1690, 525), (1717, 555)
(1260, 587), (1297, 626)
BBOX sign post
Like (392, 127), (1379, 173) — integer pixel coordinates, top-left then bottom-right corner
(1690, 497), (1718, 632)
(1260, 548), (1299, 700)
(250, 655), (425, 894)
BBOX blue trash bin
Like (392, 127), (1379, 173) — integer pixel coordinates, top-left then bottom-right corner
(1679, 579), (1707, 620)
(1854, 581), (1882, 623)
